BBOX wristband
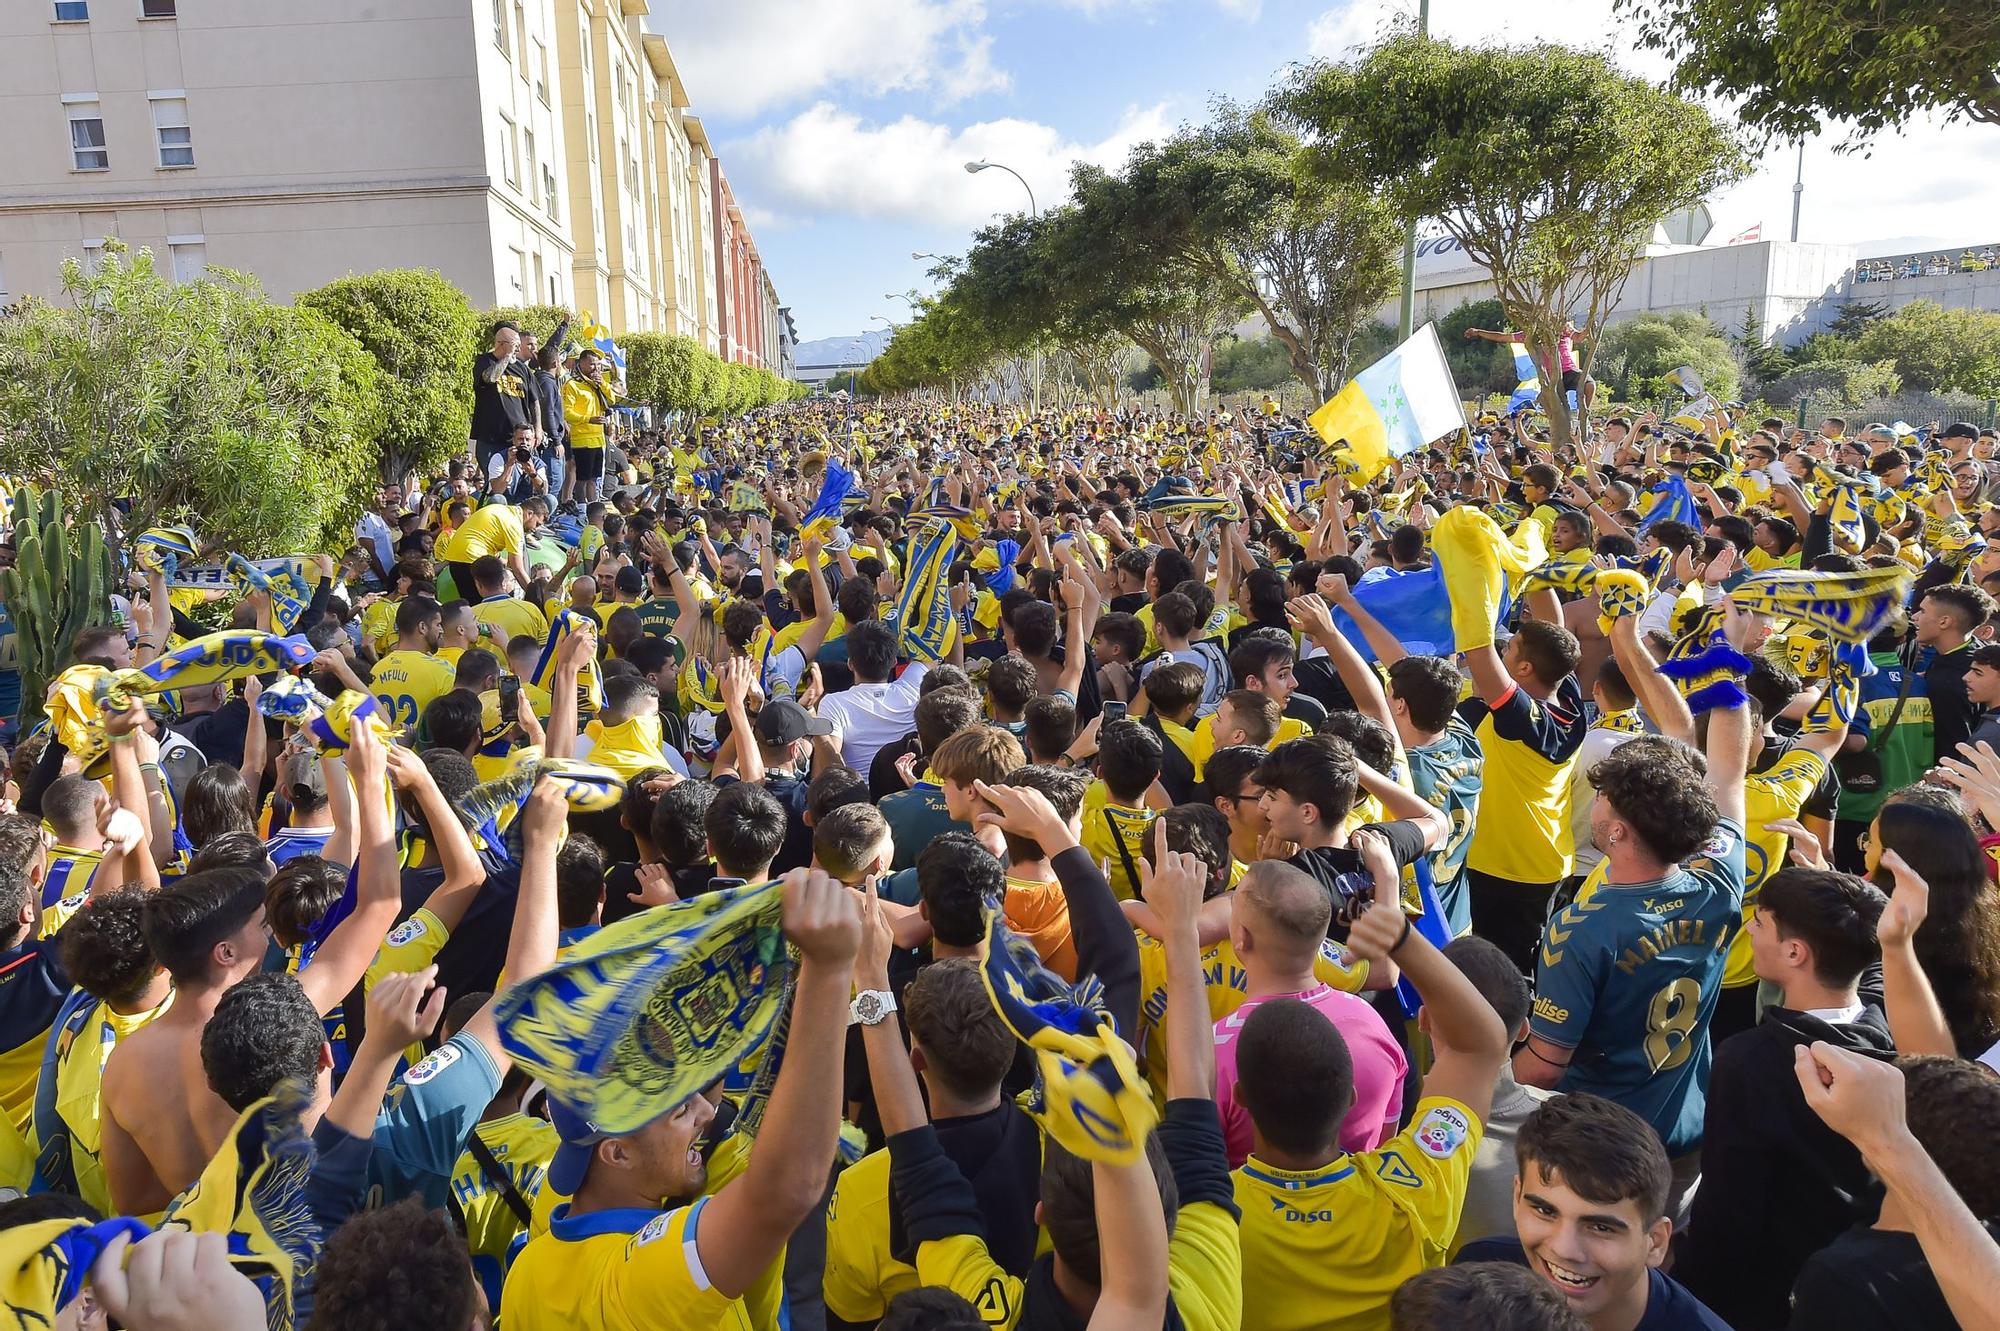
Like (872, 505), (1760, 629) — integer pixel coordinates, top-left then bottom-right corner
(1388, 917), (1414, 954)
(105, 731), (134, 745)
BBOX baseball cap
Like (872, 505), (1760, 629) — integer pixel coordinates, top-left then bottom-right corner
(614, 565), (645, 595)
(755, 698), (833, 747)
(1943, 422), (1981, 441)
(546, 1096), (607, 1197)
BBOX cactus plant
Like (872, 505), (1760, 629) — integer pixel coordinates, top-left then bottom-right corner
(0, 486), (114, 727)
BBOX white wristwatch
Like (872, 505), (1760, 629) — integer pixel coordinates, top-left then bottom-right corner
(849, 989), (897, 1027)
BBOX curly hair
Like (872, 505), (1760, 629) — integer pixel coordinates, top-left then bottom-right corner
(306, 1198), (480, 1331)
(1874, 802), (2000, 1056)
(57, 886), (159, 1007)
(201, 972), (324, 1111)
(1901, 1053), (2000, 1219)
(1585, 734), (1717, 865)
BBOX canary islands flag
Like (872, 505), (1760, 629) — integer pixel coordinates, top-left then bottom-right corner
(1506, 340), (1541, 414)
(799, 458), (858, 543)
(1309, 323), (1464, 482)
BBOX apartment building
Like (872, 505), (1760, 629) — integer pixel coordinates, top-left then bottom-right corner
(0, 0), (785, 363)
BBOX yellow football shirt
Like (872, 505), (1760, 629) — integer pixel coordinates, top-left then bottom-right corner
(1079, 781), (1155, 901)
(439, 503), (525, 564)
(1234, 1096), (1483, 1331)
(475, 596), (550, 649)
(1728, 748), (1825, 988)
(453, 1111), (557, 1312)
(371, 650), (458, 733)
(1464, 682), (1586, 884)
(1191, 712), (1311, 770)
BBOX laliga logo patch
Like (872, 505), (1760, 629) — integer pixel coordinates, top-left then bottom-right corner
(405, 1042), (461, 1086)
(385, 918), (428, 948)
(633, 1212), (674, 1248)
(1415, 1106), (1470, 1159)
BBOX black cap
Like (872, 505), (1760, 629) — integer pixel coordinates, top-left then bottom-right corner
(755, 699), (833, 746)
(1943, 422), (1981, 441)
(614, 566), (644, 594)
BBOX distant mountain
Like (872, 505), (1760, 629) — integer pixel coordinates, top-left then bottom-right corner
(794, 329), (890, 370)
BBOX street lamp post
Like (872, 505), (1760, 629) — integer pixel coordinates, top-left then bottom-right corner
(1397, 0), (1431, 343)
(965, 160), (1042, 415)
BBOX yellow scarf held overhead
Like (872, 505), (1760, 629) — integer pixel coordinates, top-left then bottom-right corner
(1429, 506), (1545, 653)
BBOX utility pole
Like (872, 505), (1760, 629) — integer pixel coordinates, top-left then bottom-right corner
(1790, 140), (1805, 242)
(1396, 0), (1431, 343)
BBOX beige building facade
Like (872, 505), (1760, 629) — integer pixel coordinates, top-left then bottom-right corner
(0, 0), (783, 361)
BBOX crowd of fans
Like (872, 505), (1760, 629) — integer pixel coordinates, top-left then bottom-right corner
(1, 324), (2000, 1330)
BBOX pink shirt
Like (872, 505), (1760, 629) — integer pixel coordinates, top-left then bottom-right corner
(1214, 985), (1408, 1167)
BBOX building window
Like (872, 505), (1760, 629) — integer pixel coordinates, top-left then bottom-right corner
(522, 126), (536, 185)
(67, 100), (107, 170)
(498, 113), (519, 187)
(140, 0), (175, 16)
(587, 113), (597, 162)
(53, 1), (87, 20)
(491, 0), (507, 55)
(534, 38), (549, 103)
(151, 97), (193, 168)
(168, 239), (205, 283)
(543, 163), (559, 220)
(509, 246), (527, 295)
(549, 273), (560, 304)
(81, 240), (106, 274)
(513, 2), (528, 81)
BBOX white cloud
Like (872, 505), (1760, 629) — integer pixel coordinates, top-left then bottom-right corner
(727, 101), (1177, 228)
(654, 0), (1008, 120)
(1304, 4), (1387, 59)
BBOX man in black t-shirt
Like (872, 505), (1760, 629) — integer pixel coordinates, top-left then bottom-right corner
(472, 321), (533, 473)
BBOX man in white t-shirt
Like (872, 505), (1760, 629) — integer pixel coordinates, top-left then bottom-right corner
(815, 621), (928, 776)
(1566, 657), (1646, 886)
(354, 486), (401, 587)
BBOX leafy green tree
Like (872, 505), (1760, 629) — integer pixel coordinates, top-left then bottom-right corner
(1618, 0), (2000, 143)
(1210, 337), (1297, 393)
(1759, 358), (1902, 407)
(1854, 300), (2000, 395)
(1593, 311), (1741, 402)
(479, 304), (572, 349)
(624, 332), (722, 411)
(1435, 299), (1519, 396)
(1280, 36), (1749, 446)
(0, 245), (382, 556)
(299, 268), (481, 483)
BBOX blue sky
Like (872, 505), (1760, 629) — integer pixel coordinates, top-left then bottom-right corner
(650, 0), (2000, 345)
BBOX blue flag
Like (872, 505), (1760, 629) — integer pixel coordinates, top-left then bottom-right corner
(799, 459), (858, 542)
(1639, 474), (1700, 533)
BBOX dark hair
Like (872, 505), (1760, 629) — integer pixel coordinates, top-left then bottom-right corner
(143, 867), (269, 983)
(1221, 690), (1281, 748)
(1516, 1092), (1671, 1222)
(905, 958), (1016, 1100)
(1233, 997), (1354, 1155)
(704, 781), (786, 877)
(806, 766), (869, 822)
(917, 832), (1004, 948)
(1390, 1263), (1588, 1331)
(1510, 619), (1581, 688)
(1149, 548), (1194, 594)
(1587, 735), (1717, 864)
(1023, 695), (1077, 762)
(1900, 1054), (2000, 1219)
(1039, 1133), (1177, 1289)
(453, 649), (501, 694)
(915, 687), (984, 753)
(202, 971), (323, 1111)
(306, 1198), (481, 1331)
(1924, 584), (1995, 634)
(424, 689), (485, 755)
(650, 779), (718, 868)
(986, 654), (1038, 713)
(1244, 567), (1289, 624)
(1646, 519), (1701, 556)
(1097, 719), (1163, 803)
(263, 855), (348, 951)
(470, 555), (508, 595)
(996, 764), (1090, 863)
(1387, 655), (1462, 734)
(57, 886), (158, 1007)
(1319, 711), (1394, 777)
(624, 637), (675, 679)
(1759, 867), (1886, 989)
(187, 829), (270, 877)
(1151, 803), (1234, 899)
(1872, 801), (2000, 1055)
(1444, 935), (1531, 1035)
(1255, 734), (1359, 829)
(1203, 745), (1267, 805)
(70, 624), (126, 666)
(878, 1288), (986, 1331)
(1143, 660), (1206, 718)
(1152, 591), (1199, 640)
(0, 1193), (102, 1230)
(556, 833), (605, 929)
(812, 803), (890, 881)
(847, 621), (898, 683)
(1092, 612), (1145, 662)
(395, 596), (442, 638)
(183, 763), (256, 848)
(1011, 601), (1059, 658)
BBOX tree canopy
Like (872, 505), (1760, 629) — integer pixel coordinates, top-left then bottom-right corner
(1617, 0), (2000, 144)
(0, 245), (381, 556)
(1278, 36), (1748, 445)
(298, 268), (482, 484)
(1592, 311), (1741, 403)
